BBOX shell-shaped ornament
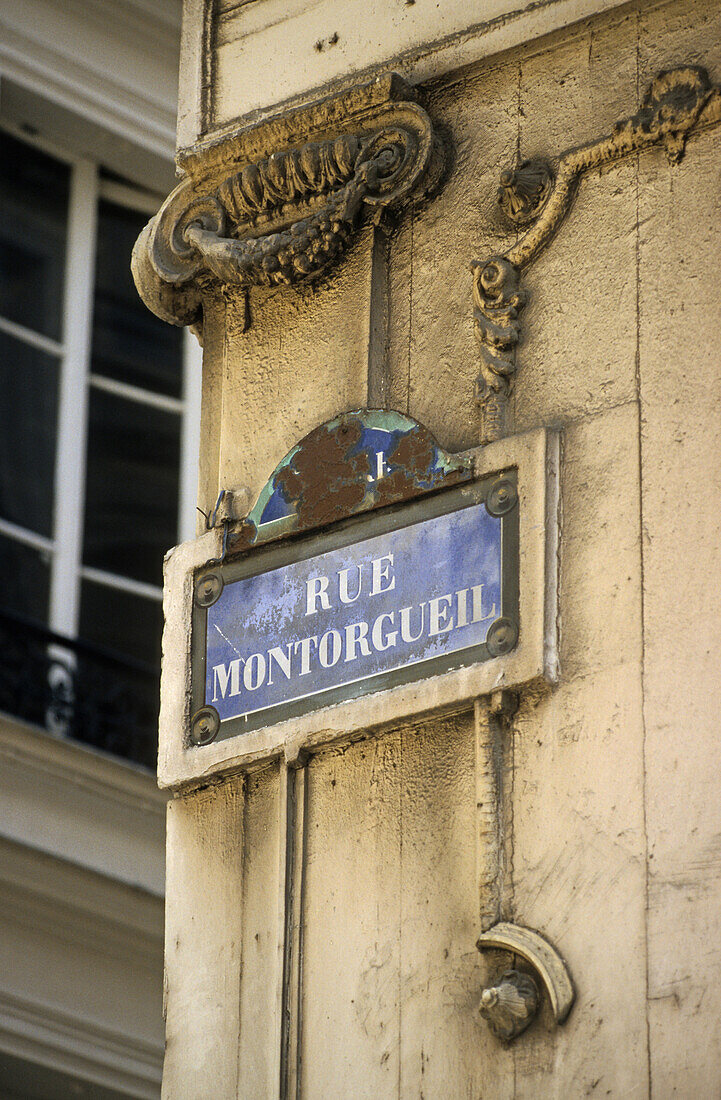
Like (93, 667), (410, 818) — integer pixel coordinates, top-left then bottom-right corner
(479, 969), (540, 1042)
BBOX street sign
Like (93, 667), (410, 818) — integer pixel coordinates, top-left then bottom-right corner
(191, 474), (518, 744)
(159, 416), (557, 787)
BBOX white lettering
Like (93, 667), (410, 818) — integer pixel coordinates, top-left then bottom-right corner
(294, 636), (318, 675)
(471, 583), (496, 623)
(267, 644), (292, 684)
(375, 450), (387, 481)
(345, 620), (371, 662)
(212, 570), (496, 704)
(371, 611), (397, 651)
(306, 575), (331, 616)
(455, 588), (469, 629)
(212, 658), (241, 701)
(400, 603), (426, 643)
(243, 652), (266, 691)
(428, 594), (454, 636)
(370, 553), (395, 597)
(338, 565), (363, 605)
(319, 629), (342, 668)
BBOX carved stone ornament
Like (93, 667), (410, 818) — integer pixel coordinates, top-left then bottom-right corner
(474, 65), (721, 443)
(477, 921), (575, 1041)
(132, 80), (442, 332)
(497, 160), (554, 226)
(479, 969), (539, 1042)
(472, 258), (526, 445)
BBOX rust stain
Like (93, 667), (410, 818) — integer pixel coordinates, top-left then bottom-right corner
(227, 411), (470, 555)
(276, 415), (371, 528)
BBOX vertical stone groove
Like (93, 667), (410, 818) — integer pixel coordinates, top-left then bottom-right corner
(475, 693), (517, 931)
(278, 762), (308, 1100)
(367, 224), (391, 408)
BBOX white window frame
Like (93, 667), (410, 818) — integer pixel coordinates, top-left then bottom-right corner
(0, 121), (201, 647)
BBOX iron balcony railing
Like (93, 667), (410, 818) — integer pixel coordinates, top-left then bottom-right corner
(0, 608), (159, 769)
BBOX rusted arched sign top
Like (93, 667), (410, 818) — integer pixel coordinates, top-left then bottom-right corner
(227, 410), (472, 553)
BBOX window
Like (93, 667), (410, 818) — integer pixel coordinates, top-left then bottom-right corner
(0, 128), (201, 767)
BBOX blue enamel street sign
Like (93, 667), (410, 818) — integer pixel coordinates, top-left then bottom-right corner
(191, 474), (519, 744)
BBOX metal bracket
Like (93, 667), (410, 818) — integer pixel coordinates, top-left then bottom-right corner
(477, 921), (575, 1038)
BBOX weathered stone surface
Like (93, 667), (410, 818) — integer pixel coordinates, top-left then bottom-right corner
(558, 403), (642, 679)
(638, 118), (721, 1092)
(206, 228), (373, 511)
(390, 57), (518, 451)
(163, 778), (244, 1098)
(299, 713), (504, 1096)
(237, 764), (282, 1097)
(513, 163), (638, 432)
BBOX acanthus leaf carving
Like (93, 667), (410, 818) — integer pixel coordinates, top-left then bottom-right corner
(471, 257), (527, 445)
(474, 65), (721, 444)
(133, 94), (442, 331)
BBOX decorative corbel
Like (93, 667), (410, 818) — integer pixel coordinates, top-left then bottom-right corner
(473, 65), (721, 444)
(132, 90), (442, 333)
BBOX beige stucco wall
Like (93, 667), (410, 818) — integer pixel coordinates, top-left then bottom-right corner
(158, 0), (721, 1094)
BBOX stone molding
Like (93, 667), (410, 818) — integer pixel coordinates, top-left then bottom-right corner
(0, 713), (166, 817)
(180, 0), (635, 145)
(0, 714), (166, 895)
(0, 835), (163, 1096)
(0, 0), (179, 160)
(0, 833), (164, 966)
(133, 75), (442, 332)
(0, 988), (162, 1099)
(474, 65), (721, 444)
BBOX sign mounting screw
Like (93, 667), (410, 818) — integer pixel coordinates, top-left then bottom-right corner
(485, 478), (518, 517)
(195, 570), (223, 607)
(487, 617), (519, 657)
(190, 705), (220, 746)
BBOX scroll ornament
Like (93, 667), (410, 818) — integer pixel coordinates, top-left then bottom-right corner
(474, 65), (721, 444)
(132, 102), (440, 331)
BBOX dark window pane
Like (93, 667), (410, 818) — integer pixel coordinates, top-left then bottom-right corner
(79, 579), (163, 667)
(92, 200), (183, 397)
(0, 534), (50, 623)
(0, 131), (69, 340)
(0, 332), (59, 536)
(83, 389), (180, 585)
(78, 583), (162, 767)
(0, 582), (159, 769)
